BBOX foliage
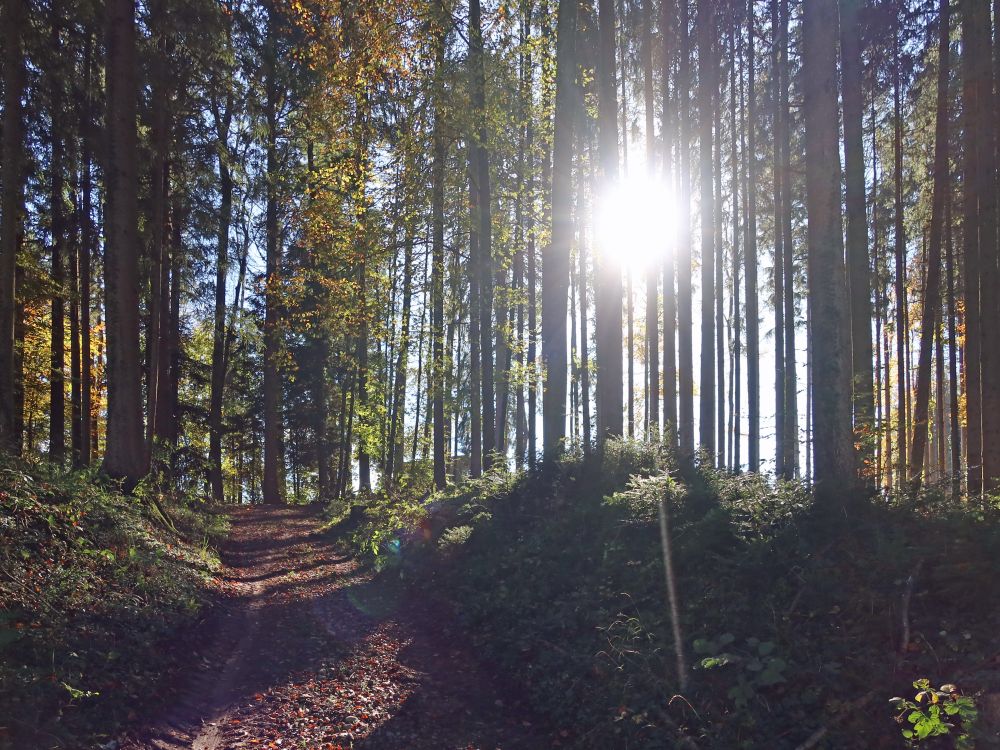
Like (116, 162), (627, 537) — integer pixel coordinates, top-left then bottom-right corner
(0, 457), (225, 747)
(891, 679), (979, 747)
(340, 441), (1000, 747)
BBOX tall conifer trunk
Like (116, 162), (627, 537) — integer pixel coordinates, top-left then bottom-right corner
(802, 0), (857, 505)
(840, 0), (876, 480)
(102, 0), (146, 487)
(909, 0), (951, 488)
(543, 0), (577, 456)
(698, 0), (716, 457)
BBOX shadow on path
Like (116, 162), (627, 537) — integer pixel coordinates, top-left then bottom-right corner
(123, 505), (541, 750)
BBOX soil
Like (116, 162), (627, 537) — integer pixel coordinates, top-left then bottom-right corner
(120, 505), (541, 750)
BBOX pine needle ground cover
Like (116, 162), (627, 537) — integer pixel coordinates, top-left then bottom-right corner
(347, 442), (1000, 748)
(0, 459), (225, 748)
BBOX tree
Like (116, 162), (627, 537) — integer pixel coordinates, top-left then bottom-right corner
(698, 0), (716, 457)
(802, 0), (856, 504)
(840, 0), (876, 480)
(262, 3), (285, 505)
(431, 13), (447, 490)
(48, 4), (67, 464)
(677, 0), (695, 457)
(660, 0), (678, 445)
(744, 0), (760, 470)
(101, 0), (147, 488)
(909, 0), (951, 489)
(543, 0), (577, 456)
(595, 0), (623, 443)
(0, 0), (27, 453)
(642, 0), (658, 435)
(470, 0), (496, 468)
(208, 16), (235, 504)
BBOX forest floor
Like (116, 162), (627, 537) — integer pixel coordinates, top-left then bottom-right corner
(120, 505), (541, 750)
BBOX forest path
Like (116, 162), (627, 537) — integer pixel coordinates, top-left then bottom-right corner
(122, 505), (539, 750)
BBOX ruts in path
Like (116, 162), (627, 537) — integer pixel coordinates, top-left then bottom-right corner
(123, 505), (539, 750)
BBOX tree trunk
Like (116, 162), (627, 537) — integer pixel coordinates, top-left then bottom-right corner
(594, 0), (623, 444)
(802, 0), (857, 505)
(893, 44), (908, 488)
(840, 0), (876, 481)
(80, 42), (94, 465)
(470, 0), (496, 468)
(70, 172), (82, 466)
(388, 198), (414, 484)
(698, 0), (716, 457)
(731, 14), (742, 471)
(744, 0), (760, 471)
(677, 0), (694, 457)
(0, 0), (26, 453)
(431, 20), (447, 490)
(209, 98), (232, 503)
(771, 0), (786, 476)
(909, 0), (950, 489)
(49, 26), (67, 464)
(544, 0), (577, 456)
(660, 0), (678, 444)
(963, 0), (1000, 491)
(945, 189), (961, 495)
(468, 156), (483, 477)
(262, 6), (284, 504)
(643, 0), (658, 436)
(779, 0), (797, 476)
(101, 0), (146, 488)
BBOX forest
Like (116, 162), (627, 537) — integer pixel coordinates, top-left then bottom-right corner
(1, 0), (1000, 746)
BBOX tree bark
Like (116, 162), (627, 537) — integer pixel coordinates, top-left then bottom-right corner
(642, 0), (659, 436)
(840, 0), (876, 481)
(101, 0), (147, 487)
(262, 5), (285, 504)
(544, 0), (577, 456)
(945, 189), (961, 495)
(963, 0), (1000, 491)
(660, 0), (678, 444)
(470, 0), (496, 467)
(209, 93), (233, 504)
(698, 0), (716, 457)
(80, 40), (94, 465)
(49, 15), (67, 464)
(909, 0), (950, 489)
(0, 0), (26, 453)
(802, 0), (857, 505)
(778, 0), (796, 477)
(744, 0), (760, 470)
(431, 19), (447, 490)
(677, 0), (694, 457)
(893, 43), (908, 487)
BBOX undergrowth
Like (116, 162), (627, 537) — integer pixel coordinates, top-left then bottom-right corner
(341, 441), (1000, 748)
(0, 457), (226, 748)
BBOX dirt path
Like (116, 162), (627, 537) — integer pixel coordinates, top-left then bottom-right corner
(122, 505), (539, 750)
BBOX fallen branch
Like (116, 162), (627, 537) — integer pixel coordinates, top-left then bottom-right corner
(899, 559), (924, 654)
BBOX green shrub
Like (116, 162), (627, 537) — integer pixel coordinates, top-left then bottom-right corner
(0, 457), (222, 747)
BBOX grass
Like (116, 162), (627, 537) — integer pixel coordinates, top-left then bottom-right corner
(0, 457), (227, 749)
(341, 441), (1000, 748)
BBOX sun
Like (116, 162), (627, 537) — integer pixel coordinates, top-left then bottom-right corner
(594, 174), (678, 274)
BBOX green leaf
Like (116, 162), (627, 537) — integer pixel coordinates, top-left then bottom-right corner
(757, 641), (775, 656)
